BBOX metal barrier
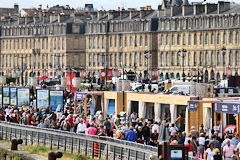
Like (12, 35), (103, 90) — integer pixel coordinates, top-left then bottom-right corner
(0, 121), (158, 160)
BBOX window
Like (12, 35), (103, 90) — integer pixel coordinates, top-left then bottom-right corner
(229, 31), (233, 44)
(119, 53), (123, 67)
(134, 52), (137, 65)
(125, 37), (127, 47)
(200, 34), (203, 44)
(93, 37), (95, 49)
(134, 36), (138, 47)
(139, 52), (143, 66)
(97, 54), (100, 66)
(193, 52), (197, 66)
(188, 34), (191, 45)
(102, 37), (104, 48)
(223, 52), (226, 66)
(161, 52), (164, 66)
(130, 36), (132, 46)
(42, 39), (45, 49)
(177, 53), (180, 66)
(114, 36), (117, 47)
(144, 54), (147, 67)
(177, 34), (180, 45)
(88, 37), (92, 49)
(166, 52), (169, 66)
(124, 53), (127, 66)
(223, 32), (226, 44)
(62, 39), (64, 50)
(183, 34), (186, 45)
(236, 31), (239, 44)
(161, 35), (164, 45)
(211, 52), (214, 65)
(110, 37), (112, 47)
(97, 36), (100, 49)
(205, 33), (209, 44)
(89, 54), (92, 66)
(145, 35), (148, 46)
(236, 51), (239, 66)
(229, 51), (232, 66)
(129, 53), (132, 66)
(211, 33), (214, 44)
(172, 35), (175, 45)
(217, 33), (220, 44)
(199, 52), (203, 66)
(205, 52), (209, 65)
(166, 35), (169, 45)
(140, 36), (143, 46)
(217, 52), (221, 66)
(119, 36), (122, 47)
(194, 34), (197, 45)
(171, 52), (175, 65)
(188, 52), (191, 66)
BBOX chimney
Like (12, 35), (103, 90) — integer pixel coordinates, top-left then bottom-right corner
(38, 4), (42, 10)
(205, 3), (217, 15)
(193, 4), (205, 16)
(218, 1), (230, 14)
(18, 17), (25, 25)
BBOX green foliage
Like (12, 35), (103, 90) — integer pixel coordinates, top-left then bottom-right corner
(13, 156), (22, 160)
(27, 145), (49, 154)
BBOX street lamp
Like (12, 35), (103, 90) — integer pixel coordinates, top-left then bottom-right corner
(144, 51), (152, 82)
(178, 49), (187, 82)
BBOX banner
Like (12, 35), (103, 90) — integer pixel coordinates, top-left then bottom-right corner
(187, 100), (197, 112)
(37, 90), (49, 108)
(10, 88), (17, 105)
(154, 69), (158, 78)
(101, 69), (106, 80)
(17, 88), (30, 106)
(81, 70), (87, 78)
(2, 87), (10, 105)
(75, 92), (85, 101)
(50, 90), (64, 111)
(67, 73), (77, 91)
(214, 102), (240, 114)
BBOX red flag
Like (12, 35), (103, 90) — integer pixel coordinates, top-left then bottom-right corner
(81, 70), (86, 78)
(227, 67), (231, 77)
(101, 69), (106, 80)
(154, 69), (158, 78)
(67, 73), (77, 91)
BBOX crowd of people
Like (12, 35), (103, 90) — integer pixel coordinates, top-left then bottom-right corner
(1, 103), (240, 159)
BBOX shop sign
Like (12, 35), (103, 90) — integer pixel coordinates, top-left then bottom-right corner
(214, 102), (240, 114)
(187, 100), (197, 112)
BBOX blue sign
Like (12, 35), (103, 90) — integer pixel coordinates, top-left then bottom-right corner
(2, 87), (10, 105)
(90, 103), (94, 115)
(50, 90), (63, 111)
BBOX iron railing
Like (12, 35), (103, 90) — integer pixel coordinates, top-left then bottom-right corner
(0, 121), (158, 160)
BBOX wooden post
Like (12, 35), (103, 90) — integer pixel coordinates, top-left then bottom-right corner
(196, 103), (199, 132)
(74, 99), (77, 114)
(188, 111), (191, 134)
(220, 112), (223, 136)
(237, 114), (240, 134)
(84, 93), (87, 117)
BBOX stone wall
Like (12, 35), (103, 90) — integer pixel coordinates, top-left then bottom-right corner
(0, 143), (47, 160)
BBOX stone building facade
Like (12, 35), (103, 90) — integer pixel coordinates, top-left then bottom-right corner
(0, 14), (86, 84)
(86, 1), (240, 83)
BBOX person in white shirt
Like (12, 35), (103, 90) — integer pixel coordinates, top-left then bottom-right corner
(169, 123), (178, 136)
(205, 143), (216, 160)
(152, 122), (160, 133)
(130, 112), (138, 127)
(77, 119), (86, 134)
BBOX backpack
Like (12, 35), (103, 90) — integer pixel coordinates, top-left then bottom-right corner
(66, 122), (71, 131)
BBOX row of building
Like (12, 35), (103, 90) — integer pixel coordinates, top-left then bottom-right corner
(0, 1), (240, 84)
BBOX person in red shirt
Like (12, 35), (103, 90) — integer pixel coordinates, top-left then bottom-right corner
(68, 115), (74, 132)
(185, 139), (194, 155)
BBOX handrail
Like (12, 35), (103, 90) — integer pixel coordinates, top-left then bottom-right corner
(0, 121), (158, 153)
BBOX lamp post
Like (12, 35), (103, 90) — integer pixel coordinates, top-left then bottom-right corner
(221, 47), (226, 66)
(178, 49), (187, 82)
(144, 51), (152, 82)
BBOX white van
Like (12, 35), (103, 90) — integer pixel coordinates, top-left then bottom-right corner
(132, 84), (159, 93)
(169, 85), (190, 95)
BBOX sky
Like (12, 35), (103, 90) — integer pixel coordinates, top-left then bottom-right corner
(0, 0), (238, 10)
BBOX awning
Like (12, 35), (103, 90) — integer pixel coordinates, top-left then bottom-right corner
(38, 77), (49, 80)
(214, 102), (240, 114)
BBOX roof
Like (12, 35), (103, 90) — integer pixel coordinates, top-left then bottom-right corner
(21, 8), (39, 16)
